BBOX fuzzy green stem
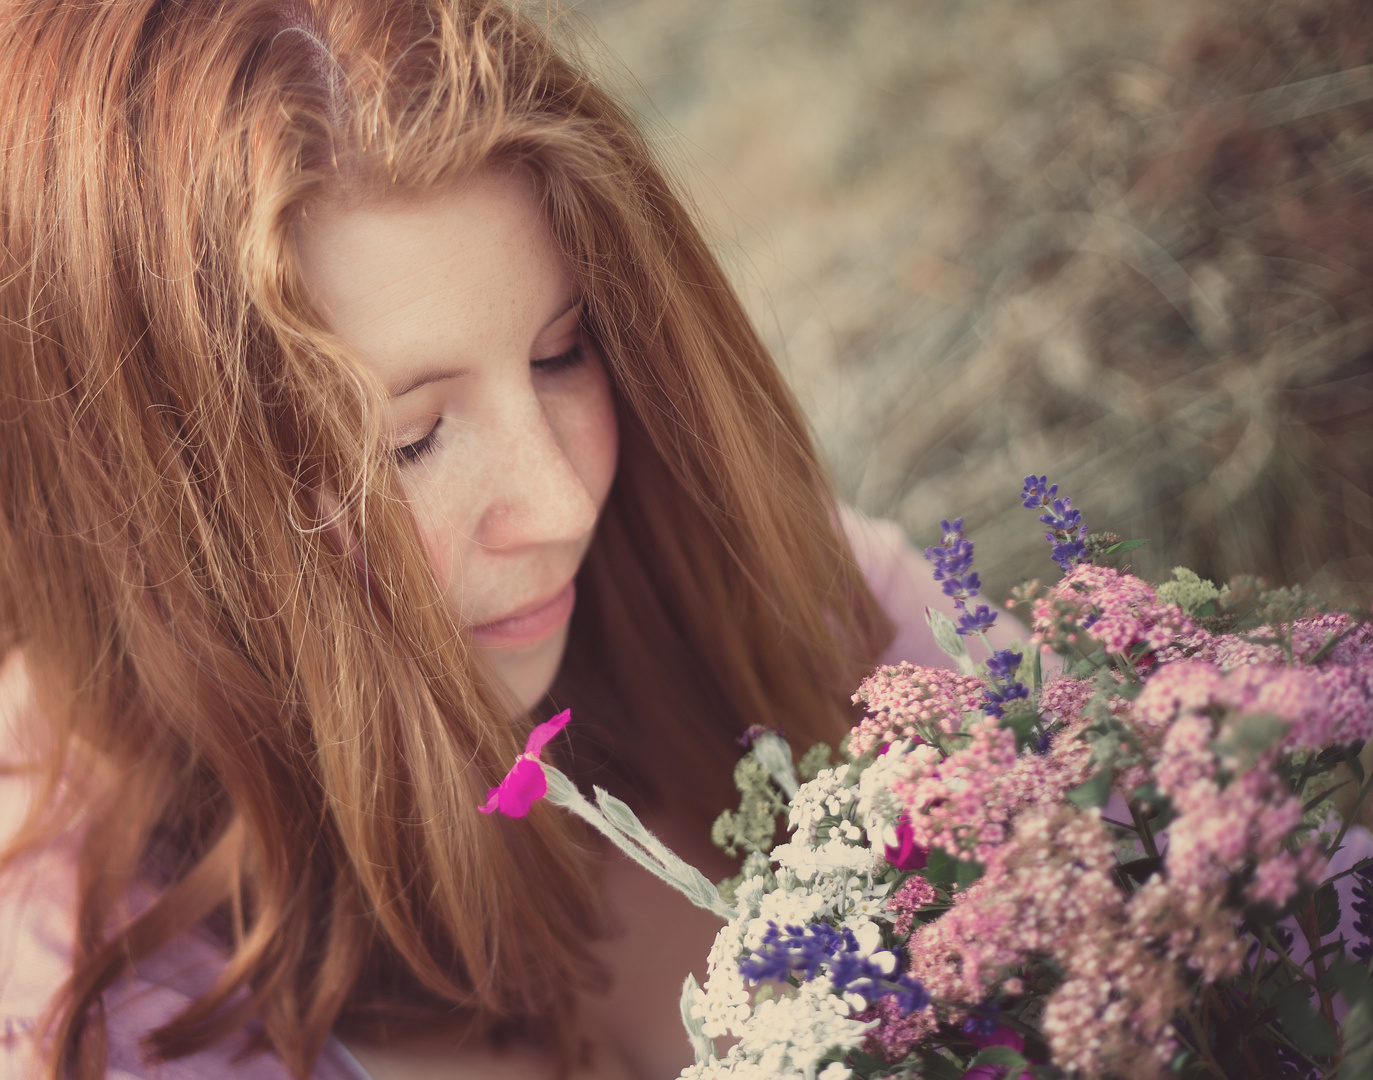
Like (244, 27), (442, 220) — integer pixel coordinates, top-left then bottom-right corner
(543, 766), (736, 921)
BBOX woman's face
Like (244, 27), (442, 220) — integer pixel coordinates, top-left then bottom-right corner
(296, 172), (618, 710)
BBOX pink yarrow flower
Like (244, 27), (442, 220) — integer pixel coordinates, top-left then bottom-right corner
(1032, 564), (1193, 658)
(850, 662), (985, 756)
(477, 709), (571, 818)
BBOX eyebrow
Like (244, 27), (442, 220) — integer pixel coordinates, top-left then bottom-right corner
(385, 296), (583, 398)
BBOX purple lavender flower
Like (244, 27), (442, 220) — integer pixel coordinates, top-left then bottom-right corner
(958, 603), (999, 636)
(924, 518), (998, 637)
(962, 1007), (1002, 1037)
(738, 922), (929, 1016)
(982, 649), (1030, 718)
(1021, 475), (1089, 572)
(1021, 475), (1057, 507)
(986, 649), (1022, 680)
(737, 922), (837, 983)
(926, 518), (976, 589)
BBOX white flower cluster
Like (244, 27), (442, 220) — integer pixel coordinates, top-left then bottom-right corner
(853, 738), (920, 849)
(680, 753), (913, 1080)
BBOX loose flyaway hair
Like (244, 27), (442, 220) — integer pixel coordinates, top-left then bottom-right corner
(0, 1), (891, 1077)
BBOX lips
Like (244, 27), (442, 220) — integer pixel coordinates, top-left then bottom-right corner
(469, 581), (576, 648)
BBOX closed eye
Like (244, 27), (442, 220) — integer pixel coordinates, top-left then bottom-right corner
(394, 419), (440, 465)
(531, 342), (586, 376)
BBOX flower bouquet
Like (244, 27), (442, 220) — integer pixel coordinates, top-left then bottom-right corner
(482, 475), (1373, 1080)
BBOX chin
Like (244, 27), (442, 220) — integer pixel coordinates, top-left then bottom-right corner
(478, 623), (570, 713)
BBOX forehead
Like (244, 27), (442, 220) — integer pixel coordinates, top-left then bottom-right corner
(293, 173), (574, 382)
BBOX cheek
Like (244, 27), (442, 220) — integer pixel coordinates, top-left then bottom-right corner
(395, 469), (470, 614)
(409, 506), (463, 613)
(559, 363), (619, 512)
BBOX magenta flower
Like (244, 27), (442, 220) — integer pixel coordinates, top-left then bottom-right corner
(962, 1025), (1032, 1080)
(885, 814), (930, 870)
(477, 709), (571, 818)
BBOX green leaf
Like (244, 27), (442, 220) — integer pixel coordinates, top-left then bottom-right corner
(595, 787), (648, 841)
(1349, 743), (1366, 787)
(1104, 538), (1150, 554)
(1314, 882), (1341, 937)
(1336, 958), (1373, 1080)
(1068, 767), (1112, 809)
(1318, 855), (1373, 889)
(1213, 712), (1288, 760)
(841, 1049), (891, 1080)
(1004, 710), (1041, 752)
(1328, 956), (1373, 1002)
(926, 608), (975, 675)
(1130, 781), (1163, 804)
(923, 848), (958, 889)
(969, 1046), (1030, 1071)
(915, 1049), (966, 1080)
(679, 974), (713, 1065)
(1312, 938), (1349, 964)
(1338, 996), (1373, 1080)
(956, 857), (986, 889)
(1193, 600), (1217, 617)
(1273, 983), (1338, 1058)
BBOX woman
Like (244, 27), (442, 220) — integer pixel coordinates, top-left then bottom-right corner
(0, 1), (991, 1077)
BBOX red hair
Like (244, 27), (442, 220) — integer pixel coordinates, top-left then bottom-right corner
(0, 1), (891, 1076)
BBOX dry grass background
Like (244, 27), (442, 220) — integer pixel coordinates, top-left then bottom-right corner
(571, 0), (1373, 608)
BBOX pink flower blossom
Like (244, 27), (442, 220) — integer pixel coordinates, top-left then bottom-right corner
(858, 995), (937, 1062)
(1248, 850), (1303, 907)
(1032, 564), (1193, 658)
(890, 807), (1189, 1078)
(887, 875), (940, 937)
(850, 663), (985, 756)
(477, 709), (571, 818)
(894, 717), (1021, 863)
(1211, 614), (1373, 671)
(892, 707), (1097, 866)
(1135, 658), (1373, 755)
(1036, 676), (1095, 725)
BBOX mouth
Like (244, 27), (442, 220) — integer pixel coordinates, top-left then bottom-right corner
(470, 581), (576, 648)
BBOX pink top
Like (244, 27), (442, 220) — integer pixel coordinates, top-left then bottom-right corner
(0, 511), (1006, 1078)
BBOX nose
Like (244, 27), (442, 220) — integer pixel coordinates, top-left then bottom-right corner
(468, 381), (600, 554)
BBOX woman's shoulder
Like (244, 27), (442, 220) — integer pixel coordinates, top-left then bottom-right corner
(0, 652), (82, 1075)
(0, 654), (364, 1080)
(0, 652), (68, 1049)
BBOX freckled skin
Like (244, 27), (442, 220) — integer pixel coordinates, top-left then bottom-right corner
(296, 175), (714, 1080)
(296, 173), (619, 711)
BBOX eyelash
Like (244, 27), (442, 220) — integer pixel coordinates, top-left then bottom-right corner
(394, 421), (441, 465)
(531, 342), (586, 376)
(392, 344), (588, 466)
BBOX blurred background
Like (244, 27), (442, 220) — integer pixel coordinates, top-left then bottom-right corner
(572, 0), (1373, 607)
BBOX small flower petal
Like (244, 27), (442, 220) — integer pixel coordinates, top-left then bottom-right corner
(523, 708), (571, 757)
(478, 755), (549, 818)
